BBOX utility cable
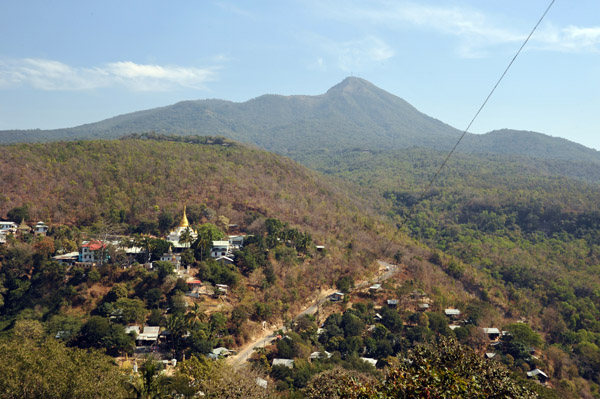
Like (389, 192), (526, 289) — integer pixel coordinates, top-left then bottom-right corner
(383, 0), (557, 254)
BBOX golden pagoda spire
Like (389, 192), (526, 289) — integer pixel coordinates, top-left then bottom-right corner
(179, 205), (189, 228)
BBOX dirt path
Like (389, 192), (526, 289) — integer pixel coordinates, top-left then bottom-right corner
(230, 288), (337, 367)
(229, 259), (399, 368)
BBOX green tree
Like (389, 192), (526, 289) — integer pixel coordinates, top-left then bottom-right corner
(129, 360), (167, 399)
(77, 316), (134, 355)
(179, 227), (194, 249)
(113, 297), (147, 324)
(7, 206), (29, 223)
(194, 223), (225, 261)
(0, 336), (129, 398)
(158, 211), (174, 235)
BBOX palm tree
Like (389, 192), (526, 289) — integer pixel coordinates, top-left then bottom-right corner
(179, 227), (194, 249)
(166, 313), (187, 355)
(130, 360), (166, 399)
(185, 303), (207, 329)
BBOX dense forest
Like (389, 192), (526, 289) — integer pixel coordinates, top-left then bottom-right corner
(1, 135), (600, 398)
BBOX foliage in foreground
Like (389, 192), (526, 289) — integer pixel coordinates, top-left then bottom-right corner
(305, 338), (539, 399)
(0, 334), (129, 399)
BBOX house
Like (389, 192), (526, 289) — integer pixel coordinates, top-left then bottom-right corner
(369, 284), (382, 293)
(330, 292), (344, 302)
(215, 284), (229, 295)
(418, 303), (430, 311)
(125, 325), (141, 336)
(228, 235), (245, 249)
(485, 352), (496, 359)
(0, 221), (17, 234)
(387, 299), (399, 308)
(315, 245), (325, 251)
(34, 221), (48, 235)
(360, 357), (378, 367)
(208, 347), (233, 359)
(309, 351), (332, 360)
(186, 279), (202, 288)
(210, 240), (231, 258)
(136, 326), (160, 345)
(79, 240), (108, 264)
(255, 377), (268, 389)
(374, 313), (383, 321)
(527, 369), (549, 383)
(160, 246), (181, 271)
(0, 231), (6, 244)
(482, 328), (501, 341)
(272, 359), (294, 368)
(444, 309), (461, 318)
(52, 252), (80, 266)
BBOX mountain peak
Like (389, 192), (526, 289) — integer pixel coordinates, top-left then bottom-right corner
(326, 76), (375, 95)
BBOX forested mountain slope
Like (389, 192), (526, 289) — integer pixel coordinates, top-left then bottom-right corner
(0, 136), (594, 398)
(310, 146), (600, 397)
(2, 77), (598, 165)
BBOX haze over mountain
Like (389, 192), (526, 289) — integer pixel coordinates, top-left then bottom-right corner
(2, 77), (598, 164)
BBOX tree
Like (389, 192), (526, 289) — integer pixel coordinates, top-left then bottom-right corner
(304, 368), (376, 399)
(166, 313), (187, 353)
(194, 223), (225, 261)
(336, 275), (353, 294)
(158, 211), (174, 235)
(503, 323), (543, 348)
(129, 360), (167, 399)
(179, 227), (194, 249)
(145, 288), (163, 309)
(185, 303), (207, 329)
(344, 337), (538, 399)
(380, 306), (403, 333)
(341, 312), (365, 338)
(77, 316), (134, 355)
(7, 206), (29, 223)
(153, 261), (175, 281)
(0, 336), (129, 398)
(113, 297), (147, 324)
(174, 355), (272, 398)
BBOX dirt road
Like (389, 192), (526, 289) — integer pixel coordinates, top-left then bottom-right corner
(229, 259), (398, 367)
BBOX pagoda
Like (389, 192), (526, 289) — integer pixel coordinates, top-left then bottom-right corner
(166, 206), (197, 249)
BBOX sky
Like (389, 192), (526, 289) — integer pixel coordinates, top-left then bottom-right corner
(1, 0), (599, 149)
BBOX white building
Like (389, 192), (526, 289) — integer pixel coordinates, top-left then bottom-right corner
(210, 240), (231, 258)
(34, 221), (48, 235)
(79, 240), (108, 264)
(0, 221), (17, 234)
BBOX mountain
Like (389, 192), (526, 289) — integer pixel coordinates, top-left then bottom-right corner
(2, 77), (597, 164)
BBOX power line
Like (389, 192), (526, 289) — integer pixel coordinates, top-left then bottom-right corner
(384, 0), (557, 254)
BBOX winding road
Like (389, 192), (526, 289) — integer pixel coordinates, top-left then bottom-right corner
(229, 260), (398, 367)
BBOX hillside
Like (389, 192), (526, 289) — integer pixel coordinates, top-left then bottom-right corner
(0, 137), (377, 242)
(2, 77), (598, 165)
(0, 136), (594, 398)
(310, 146), (600, 397)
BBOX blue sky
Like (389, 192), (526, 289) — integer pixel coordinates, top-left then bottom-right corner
(1, 0), (599, 149)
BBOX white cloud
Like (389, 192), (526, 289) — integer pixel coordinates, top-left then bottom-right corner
(0, 58), (219, 91)
(313, 35), (395, 72)
(534, 25), (600, 52)
(311, 1), (600, 57)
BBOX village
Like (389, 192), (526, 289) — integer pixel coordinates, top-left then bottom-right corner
(0, 208), (550, 389)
